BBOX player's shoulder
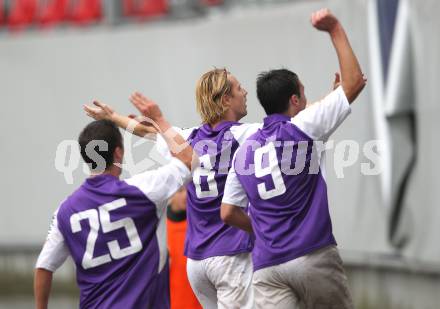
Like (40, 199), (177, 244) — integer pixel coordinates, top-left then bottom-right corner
(299, 86), (349, 116)
(291, 86), (350, 140)
(280, 118), (314, 141)
(155, 125), (200, 160)
(177, 126), (200, 140)
(229, 122), (262, 144)
(233, 122), (262, 130)
(56, 188), (84, 223)
(58, 185), (84, 210)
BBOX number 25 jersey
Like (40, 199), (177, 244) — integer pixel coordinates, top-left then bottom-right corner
(36, 158), (191, 309)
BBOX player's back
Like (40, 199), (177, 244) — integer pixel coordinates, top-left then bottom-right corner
(184, 121), (258, 259)
(234, 114), (336, 270)
(229, 87), (351, 271)
(57, 174), (170, 309)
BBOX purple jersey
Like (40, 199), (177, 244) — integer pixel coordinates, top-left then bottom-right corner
(36, 158), (191, 308)
(223, 87), (351, 271)
(161, 122), (261, 260)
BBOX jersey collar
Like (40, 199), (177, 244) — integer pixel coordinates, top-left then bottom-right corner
(201, 120), (240, 133)
(263, 114), (291, 126)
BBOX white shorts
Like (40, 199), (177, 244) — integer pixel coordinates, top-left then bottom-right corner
(253, 245), (353, 309)
(187, 252), (253, 309)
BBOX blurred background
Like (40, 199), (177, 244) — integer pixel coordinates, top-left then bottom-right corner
(1, 0), (439, 308)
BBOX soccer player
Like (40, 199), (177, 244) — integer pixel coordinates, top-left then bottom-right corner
(34, 98), (194, 309)
(220, 8), (366, 309)
(85, 73), (261, 308)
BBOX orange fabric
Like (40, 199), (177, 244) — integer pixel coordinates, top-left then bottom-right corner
(167, 218), (202, 309)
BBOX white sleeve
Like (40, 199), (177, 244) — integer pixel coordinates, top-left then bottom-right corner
(124, 157), (192, 206)
(230, 123), (262, 145)
(154, 126), (197, 161)
(222, 160), (249, 208)
(291, 86), (351, 141)
(35, 209), (69, 272)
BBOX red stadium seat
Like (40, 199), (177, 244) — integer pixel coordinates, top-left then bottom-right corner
(200, 0), (223, 6)
(38, 0), (70, 27)
(0, 0), (4, 26)
(69, 0), (102, 25)
(122, 0), (168, 18)
(8, 0), (38, 29)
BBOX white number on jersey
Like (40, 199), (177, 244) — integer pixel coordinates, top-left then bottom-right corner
(70, 209), (111, 269)
(193, 154), (218, 198)
(254, 143), (286, 200)
(70, 198), (143, 269)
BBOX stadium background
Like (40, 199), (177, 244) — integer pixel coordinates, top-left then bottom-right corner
(0, 0), (439, 308)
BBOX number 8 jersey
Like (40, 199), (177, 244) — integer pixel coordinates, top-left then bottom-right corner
(157, 121), (261, 260)
(36, 158), (191, 309)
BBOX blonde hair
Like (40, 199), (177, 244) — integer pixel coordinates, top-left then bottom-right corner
(196, 68), (232, 124)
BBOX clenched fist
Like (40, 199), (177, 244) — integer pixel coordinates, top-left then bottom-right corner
(311, 8), (340, 34)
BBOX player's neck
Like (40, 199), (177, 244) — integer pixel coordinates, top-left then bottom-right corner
(90, 166), (121, 178)
(284, 105), (301, 118)
(209, 113), (240, 129)
(286, 111), (298, 118)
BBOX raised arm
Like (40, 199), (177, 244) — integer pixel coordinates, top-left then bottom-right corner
(311, 9), (366, 103)
(84, 101), (158, 138)
(130, 92), (194, 169)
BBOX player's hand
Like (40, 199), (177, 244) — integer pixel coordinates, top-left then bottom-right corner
(311, 9), (339, 34)
(127, 114), (160, 135)
(84, 101), (115, 121)
(128, 114), (153, 126)
(130, 92), (167, 129)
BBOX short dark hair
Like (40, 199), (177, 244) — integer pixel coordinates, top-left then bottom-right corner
(256, 69), (300, 115)
(78, 119), (123, 171)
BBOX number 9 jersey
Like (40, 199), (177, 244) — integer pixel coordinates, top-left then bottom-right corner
(222, 86), (351, 271)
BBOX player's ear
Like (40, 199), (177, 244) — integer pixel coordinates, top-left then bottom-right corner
(290, 94), (300, 107)
(222, 94), (231, 108)
(114, 146), (124, 163)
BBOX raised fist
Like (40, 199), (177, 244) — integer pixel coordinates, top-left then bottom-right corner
(311, 8), (339, 33)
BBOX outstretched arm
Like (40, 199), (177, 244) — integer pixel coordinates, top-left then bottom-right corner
(130, 92), (195, 169)
(84, 101), (158, 138)
(311, 9), (366, 103)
